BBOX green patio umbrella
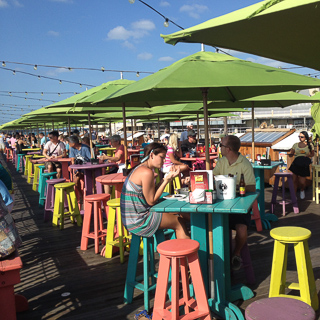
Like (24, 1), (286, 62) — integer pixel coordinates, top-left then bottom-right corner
(97, 51), (320, 169)
(161, 0), (320, 70)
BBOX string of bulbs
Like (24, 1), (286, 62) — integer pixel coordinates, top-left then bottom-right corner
(0, 91), (78, 95)
(0, 93), (57, 103)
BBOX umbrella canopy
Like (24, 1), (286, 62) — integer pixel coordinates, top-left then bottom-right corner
(97, 51), (320, 168)
(161, 0), (320, 70)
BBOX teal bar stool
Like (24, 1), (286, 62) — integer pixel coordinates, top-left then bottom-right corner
(39, 172), (57, 208)
(124, 230), (166, 312)
(16, 154), (25, 173)
(37, 166), (46, 193)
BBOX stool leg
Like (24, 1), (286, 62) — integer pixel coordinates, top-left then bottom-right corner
(52, 188), (62, 228)
(170, 256), (180, 319)
(271, 176), (280, 214)
(94, 201), (100, 254)
(153, 255), (171, 320)
(105, 206), (116, 259)
(188, 252), (211, 320)
(70, 189), (82, 226)
(59, 190), (66, 230)
(180, 257), (191, 315)
(288, 176), (299, 214)
(143, 237), (152, 311)
(81, 201), (92, 251)
(281, 177), (286, 216)
(294, 241), (319, 310)
(269, 241), (288, 297)
(124, 235), (140, 304)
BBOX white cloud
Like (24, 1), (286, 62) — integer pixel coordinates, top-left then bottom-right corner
(246, 57), (286, 68)
(106, 19), (155, 45)
(0, 0), (9, 8)
(107, 26), (131, 41)
(47, 67), (73, 77)
(12, 0), (23, 7)
(158, 56), (174, 62)
(160, 1), (170, 7)
(180, 4), (208, 19)
(47, 30), (60, 37)
(137, 52), (153, 60)
(122, 40), (135, 50)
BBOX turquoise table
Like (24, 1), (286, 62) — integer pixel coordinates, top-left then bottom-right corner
(252, 161), (281, 229)
(150, 192), (259, 320)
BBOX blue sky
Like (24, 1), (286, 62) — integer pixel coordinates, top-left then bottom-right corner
(0, 0), (315, 125)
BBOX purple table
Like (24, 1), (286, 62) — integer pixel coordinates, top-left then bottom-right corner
(69, 162), (117, 195)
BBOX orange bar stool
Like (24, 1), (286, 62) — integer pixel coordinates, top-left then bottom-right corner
(104, 198), (131, 263)
(81, 192), (110, 254)
(53, 182), (82, 230)
(153, 239), (211, 320)
(5, 147), (13, 162)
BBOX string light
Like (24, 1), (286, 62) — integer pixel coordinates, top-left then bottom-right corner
(0, 93), (57, 102)
(164, 18), (169, 28)
(59, 80), (62, 84)
(0, 91), (77, 95)
(12, 70), (15, 75)
(101, 67), (105, 72)
(34, 65), (37, 70)
(136, 72), (140, 77)
(2, 61), (5, 67)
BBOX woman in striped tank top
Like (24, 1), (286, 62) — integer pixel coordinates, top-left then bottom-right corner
(120, 143), (190, 239)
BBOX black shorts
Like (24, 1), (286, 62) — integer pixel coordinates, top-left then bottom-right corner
(229, 212), (251, 230)
(289, 157), (311, 177)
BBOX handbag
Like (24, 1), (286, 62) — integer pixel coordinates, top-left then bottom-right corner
(0, 194), (22, 259)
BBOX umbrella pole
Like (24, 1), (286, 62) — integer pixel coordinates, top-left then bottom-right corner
(68, 117), (71, 136)
(131, 118), (134, 146)
(122, 103), (128, 168)
(44, 123), (46, 138)
(158, 116), (160, 141)
(197, 113), (200, 138)
(52, 121), (54, 131)
(251, 103), (255, 161)
(109, 122), (112, 136)
(88, 112), (94, 159)
(202, 87), (214, 300)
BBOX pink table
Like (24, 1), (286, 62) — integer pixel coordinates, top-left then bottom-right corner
(69, 162), (117, 195)
(50, 158), (72, 181)
(180, 155), (218, 169)
(96, 173), (126, 198)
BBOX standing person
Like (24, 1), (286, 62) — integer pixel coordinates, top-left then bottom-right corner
(39, 132), (46, 149)
(121, 143), (190, 239)
(9, 134), (17, 150)
(180, 122), (194, 142)
(0, 132), (5, 153)
(41, 131), (66, 179)
(288, 131), (314, 199)
(15, 135), (26, 155)
(213, 135), (256, 270)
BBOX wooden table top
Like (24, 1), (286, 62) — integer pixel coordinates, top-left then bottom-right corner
(69, 162), (116, 170)
(96, 173), (126, 184)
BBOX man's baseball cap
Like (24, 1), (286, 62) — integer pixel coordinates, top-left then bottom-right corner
(187, 122), (194, 127)
(187, 130), (196, 137)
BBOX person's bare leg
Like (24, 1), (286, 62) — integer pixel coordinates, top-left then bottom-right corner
(233, 224), (247, 257)
(298, 176), (306, 191)
(104, 184), (112, 195)
(159, 212), (190, 239)
(56, 167), (62, 179)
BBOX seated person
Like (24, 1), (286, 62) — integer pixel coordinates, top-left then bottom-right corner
(213, 135), (256, 270)
(180, 130), (197, 156)
(0, 180), (14, 213)
(141, 136), (149, 148)
(68, 135), (91, 200)
(81, 136), (97, 157)
(121, 142), (190, 239)
(32, 131), (66, 179)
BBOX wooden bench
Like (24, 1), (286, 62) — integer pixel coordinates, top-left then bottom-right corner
(0, 250), (28, 320)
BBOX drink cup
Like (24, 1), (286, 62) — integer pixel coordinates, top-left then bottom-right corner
(186, 153), (190, 158)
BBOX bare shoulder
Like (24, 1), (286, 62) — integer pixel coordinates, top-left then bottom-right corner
(130, 165), (153, 183)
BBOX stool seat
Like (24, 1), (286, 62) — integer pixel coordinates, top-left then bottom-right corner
(85, 193), (110, 202)
(107, 198), (120, 207)
(46, 178), (66, 185)
(157, 239), (199, 257)
(270, 227), (311, 242)
(55, 182), (75, 189)
(245, 297), (316, 320)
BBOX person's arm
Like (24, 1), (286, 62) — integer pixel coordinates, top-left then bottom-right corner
(168, 152), (184, 165)
(101, 148), (122, 162)
(141, 168), (180, 206)
(43, 148), (53, 159)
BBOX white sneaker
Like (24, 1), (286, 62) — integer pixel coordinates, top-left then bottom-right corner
(300, 190), (305, 200)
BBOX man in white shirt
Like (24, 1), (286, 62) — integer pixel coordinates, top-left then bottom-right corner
(42, 131), (66, 178)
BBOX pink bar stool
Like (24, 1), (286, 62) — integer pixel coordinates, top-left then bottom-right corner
(153, 239), (211, 320)
(271, 172), (299, 216)
(81, 193), (110, 254)
(245, 297), (316, 320)
(44, 178), (66, 222)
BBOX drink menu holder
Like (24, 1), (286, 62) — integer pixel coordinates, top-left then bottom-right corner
(189, 170), (214, 204)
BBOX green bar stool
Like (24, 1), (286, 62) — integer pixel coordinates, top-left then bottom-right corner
(53, 182), (82, 230)
(39, 172), (57, 208)
(16, 154), (25, 173)
(32, 165), (45, 192)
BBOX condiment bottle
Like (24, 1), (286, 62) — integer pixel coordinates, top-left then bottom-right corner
(239, 173), (246, 197)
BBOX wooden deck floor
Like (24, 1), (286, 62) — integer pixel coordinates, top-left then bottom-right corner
(4, 157), (320, 320)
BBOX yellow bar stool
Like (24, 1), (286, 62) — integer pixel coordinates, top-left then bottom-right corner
(269, 227), (318, 310)
(104, 198), (131, 263)
(27, 156), (44, 184)
(24, 155), (33, 176)
(53, 182), (82, 230)
(312, 164), (320, 204)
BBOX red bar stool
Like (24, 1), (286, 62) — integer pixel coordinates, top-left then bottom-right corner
(5, 147), (13, 162)
(153, 239), (211, 320)
(80, 192), (110, 254)
(271, 172), (299, 216)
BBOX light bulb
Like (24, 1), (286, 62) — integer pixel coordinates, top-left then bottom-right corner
(13, 70), (16, 75)
(41, 92), (43, 95)
(58, 93), (61, 96)
(80, 84), (82, 88)
(136, 72), (140, 77)
(25, 92), (28, 95)
(164, 19), (169, 27)
(34, 65), (37, 70)
(2, 61), (5, 67)
(38, 76), (41, 80)
(101, 67), (105, 72)
(59, 80), (62, 84)
(68, 67), (72, 71)
(128, 0), (135, 3)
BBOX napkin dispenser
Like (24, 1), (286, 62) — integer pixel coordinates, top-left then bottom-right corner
(261, 159), (271, 166)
